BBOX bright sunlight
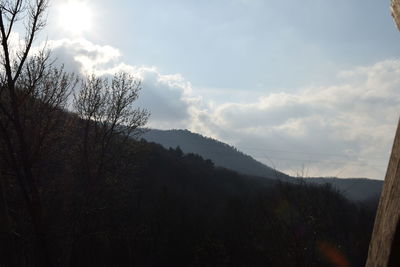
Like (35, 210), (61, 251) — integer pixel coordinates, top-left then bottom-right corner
(57, 0), (93, 35)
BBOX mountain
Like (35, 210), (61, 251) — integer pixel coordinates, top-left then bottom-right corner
(3, 119), (377, 266)
(141, 129), (383, 202)
(141, 129), (289, 180)
(128, 141), (375, 267)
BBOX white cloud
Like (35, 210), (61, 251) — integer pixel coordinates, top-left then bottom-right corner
(190, 59), (400, 179)
(47, 38), (121, 74)
(133, 67), (201, 129)
(46, 37), (399, 179)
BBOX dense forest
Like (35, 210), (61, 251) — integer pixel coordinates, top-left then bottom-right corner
(1, 136), (378, 266)
(0, 0), (381, 266)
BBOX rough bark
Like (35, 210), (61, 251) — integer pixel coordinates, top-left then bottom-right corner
(365, 119), (400, 267)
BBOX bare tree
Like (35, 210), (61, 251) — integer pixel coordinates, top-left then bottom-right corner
(66, 72), (148, 265)
(0, 1), (76, 266)
(73, 72), (149, 186)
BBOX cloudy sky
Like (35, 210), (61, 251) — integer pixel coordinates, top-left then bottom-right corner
(32, 0), (400, 179)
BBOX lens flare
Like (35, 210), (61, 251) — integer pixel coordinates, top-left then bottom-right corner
(318, 241), (350, 267)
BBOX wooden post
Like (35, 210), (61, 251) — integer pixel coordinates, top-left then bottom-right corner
(365, 2), (400, 266)
(365, 119), (400, 266)
(392, 0), (400, 30)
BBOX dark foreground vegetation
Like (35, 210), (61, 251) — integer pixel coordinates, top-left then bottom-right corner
(1, 136), (377, 266)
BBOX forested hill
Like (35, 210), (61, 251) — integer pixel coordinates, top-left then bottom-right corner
(142, 129), (289, 180)
(141, 129), (383, 202)
(2, 130), (378, 266)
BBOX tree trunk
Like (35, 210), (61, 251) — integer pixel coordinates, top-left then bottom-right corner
(23, 166), (51, 267)
(30, 192), (51, 267)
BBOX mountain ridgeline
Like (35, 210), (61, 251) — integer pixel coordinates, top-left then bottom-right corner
(142, 129), (383, 202)
(142, 129), (289, 180)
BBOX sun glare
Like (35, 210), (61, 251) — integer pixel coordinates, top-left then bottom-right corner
(58, 0), (93, 35)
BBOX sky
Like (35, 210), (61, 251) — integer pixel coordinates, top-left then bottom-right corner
(28, 0), (400, 179)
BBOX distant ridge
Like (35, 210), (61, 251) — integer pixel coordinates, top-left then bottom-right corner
(305, 177), (383, 202)
(141, 128), (383, 202)
(142, 129), (289, 180)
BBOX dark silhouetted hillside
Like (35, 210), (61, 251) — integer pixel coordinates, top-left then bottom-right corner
(142, 129), (289, 180)
(142, 128), (383, 202)
(2, 125), (377, 266)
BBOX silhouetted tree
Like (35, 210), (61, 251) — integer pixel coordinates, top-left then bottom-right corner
(0, 0), (77, 266)
(68, 72), (149, 264)
(73, 72), (149, 187)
